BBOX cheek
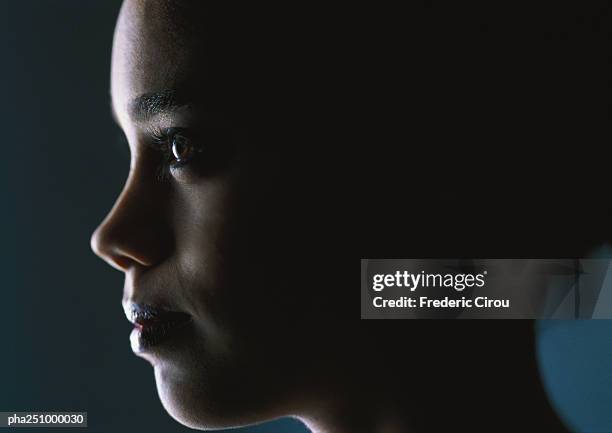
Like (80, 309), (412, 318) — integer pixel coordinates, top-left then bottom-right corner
(155, 164), (328, 423)
(172, 175), (237, 320)
(171, 170), (302, 336)
(170, 173), (267, 332)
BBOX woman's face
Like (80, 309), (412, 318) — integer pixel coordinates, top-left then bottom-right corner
(90, 1), (331, 428)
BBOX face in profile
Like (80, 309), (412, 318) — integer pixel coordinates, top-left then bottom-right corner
(90, 1), (342, 430)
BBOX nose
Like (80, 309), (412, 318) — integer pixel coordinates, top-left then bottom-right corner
(90, 166), (172, 272)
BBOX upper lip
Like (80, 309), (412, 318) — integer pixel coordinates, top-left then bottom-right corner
(125, 302), (191, 328)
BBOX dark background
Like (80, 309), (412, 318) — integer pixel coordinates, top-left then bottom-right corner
(1, 2), (612, 433)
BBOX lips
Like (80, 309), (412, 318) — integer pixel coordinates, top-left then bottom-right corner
(126, 303), (192, 353)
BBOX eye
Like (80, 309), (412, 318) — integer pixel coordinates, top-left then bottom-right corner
(151, 127), (202, 168)
(170, 132), (196, 164)
(148, 127), (233, 181)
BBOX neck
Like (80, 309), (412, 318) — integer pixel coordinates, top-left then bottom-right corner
(294, 323), (570, 433)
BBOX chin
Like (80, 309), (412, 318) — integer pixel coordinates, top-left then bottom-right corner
(153, 361), (233, 430)
(153, 360), (206, 429)
(151, 357), (269, 431)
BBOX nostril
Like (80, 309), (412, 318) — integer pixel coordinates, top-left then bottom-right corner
(108, 255), (137, 272)
(90, 218), (165, 271)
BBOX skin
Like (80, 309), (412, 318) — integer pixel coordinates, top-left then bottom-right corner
(91, 2), (572, 432)
(91, 1), (355, 431)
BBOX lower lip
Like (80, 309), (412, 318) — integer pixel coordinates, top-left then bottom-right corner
(130, 317), (192, 354)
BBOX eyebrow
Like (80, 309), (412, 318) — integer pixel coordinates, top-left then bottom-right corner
(112, 90), (230, 128)
(127, 90), (188, 122)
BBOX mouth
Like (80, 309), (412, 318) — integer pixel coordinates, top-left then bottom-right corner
(126, 303), (192, 354)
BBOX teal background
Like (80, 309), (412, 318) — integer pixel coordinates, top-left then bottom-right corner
(538, 321), (612, 433)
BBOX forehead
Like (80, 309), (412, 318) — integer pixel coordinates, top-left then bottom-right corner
(110, 1), (312, 130)
(110, 0), (200, 125)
